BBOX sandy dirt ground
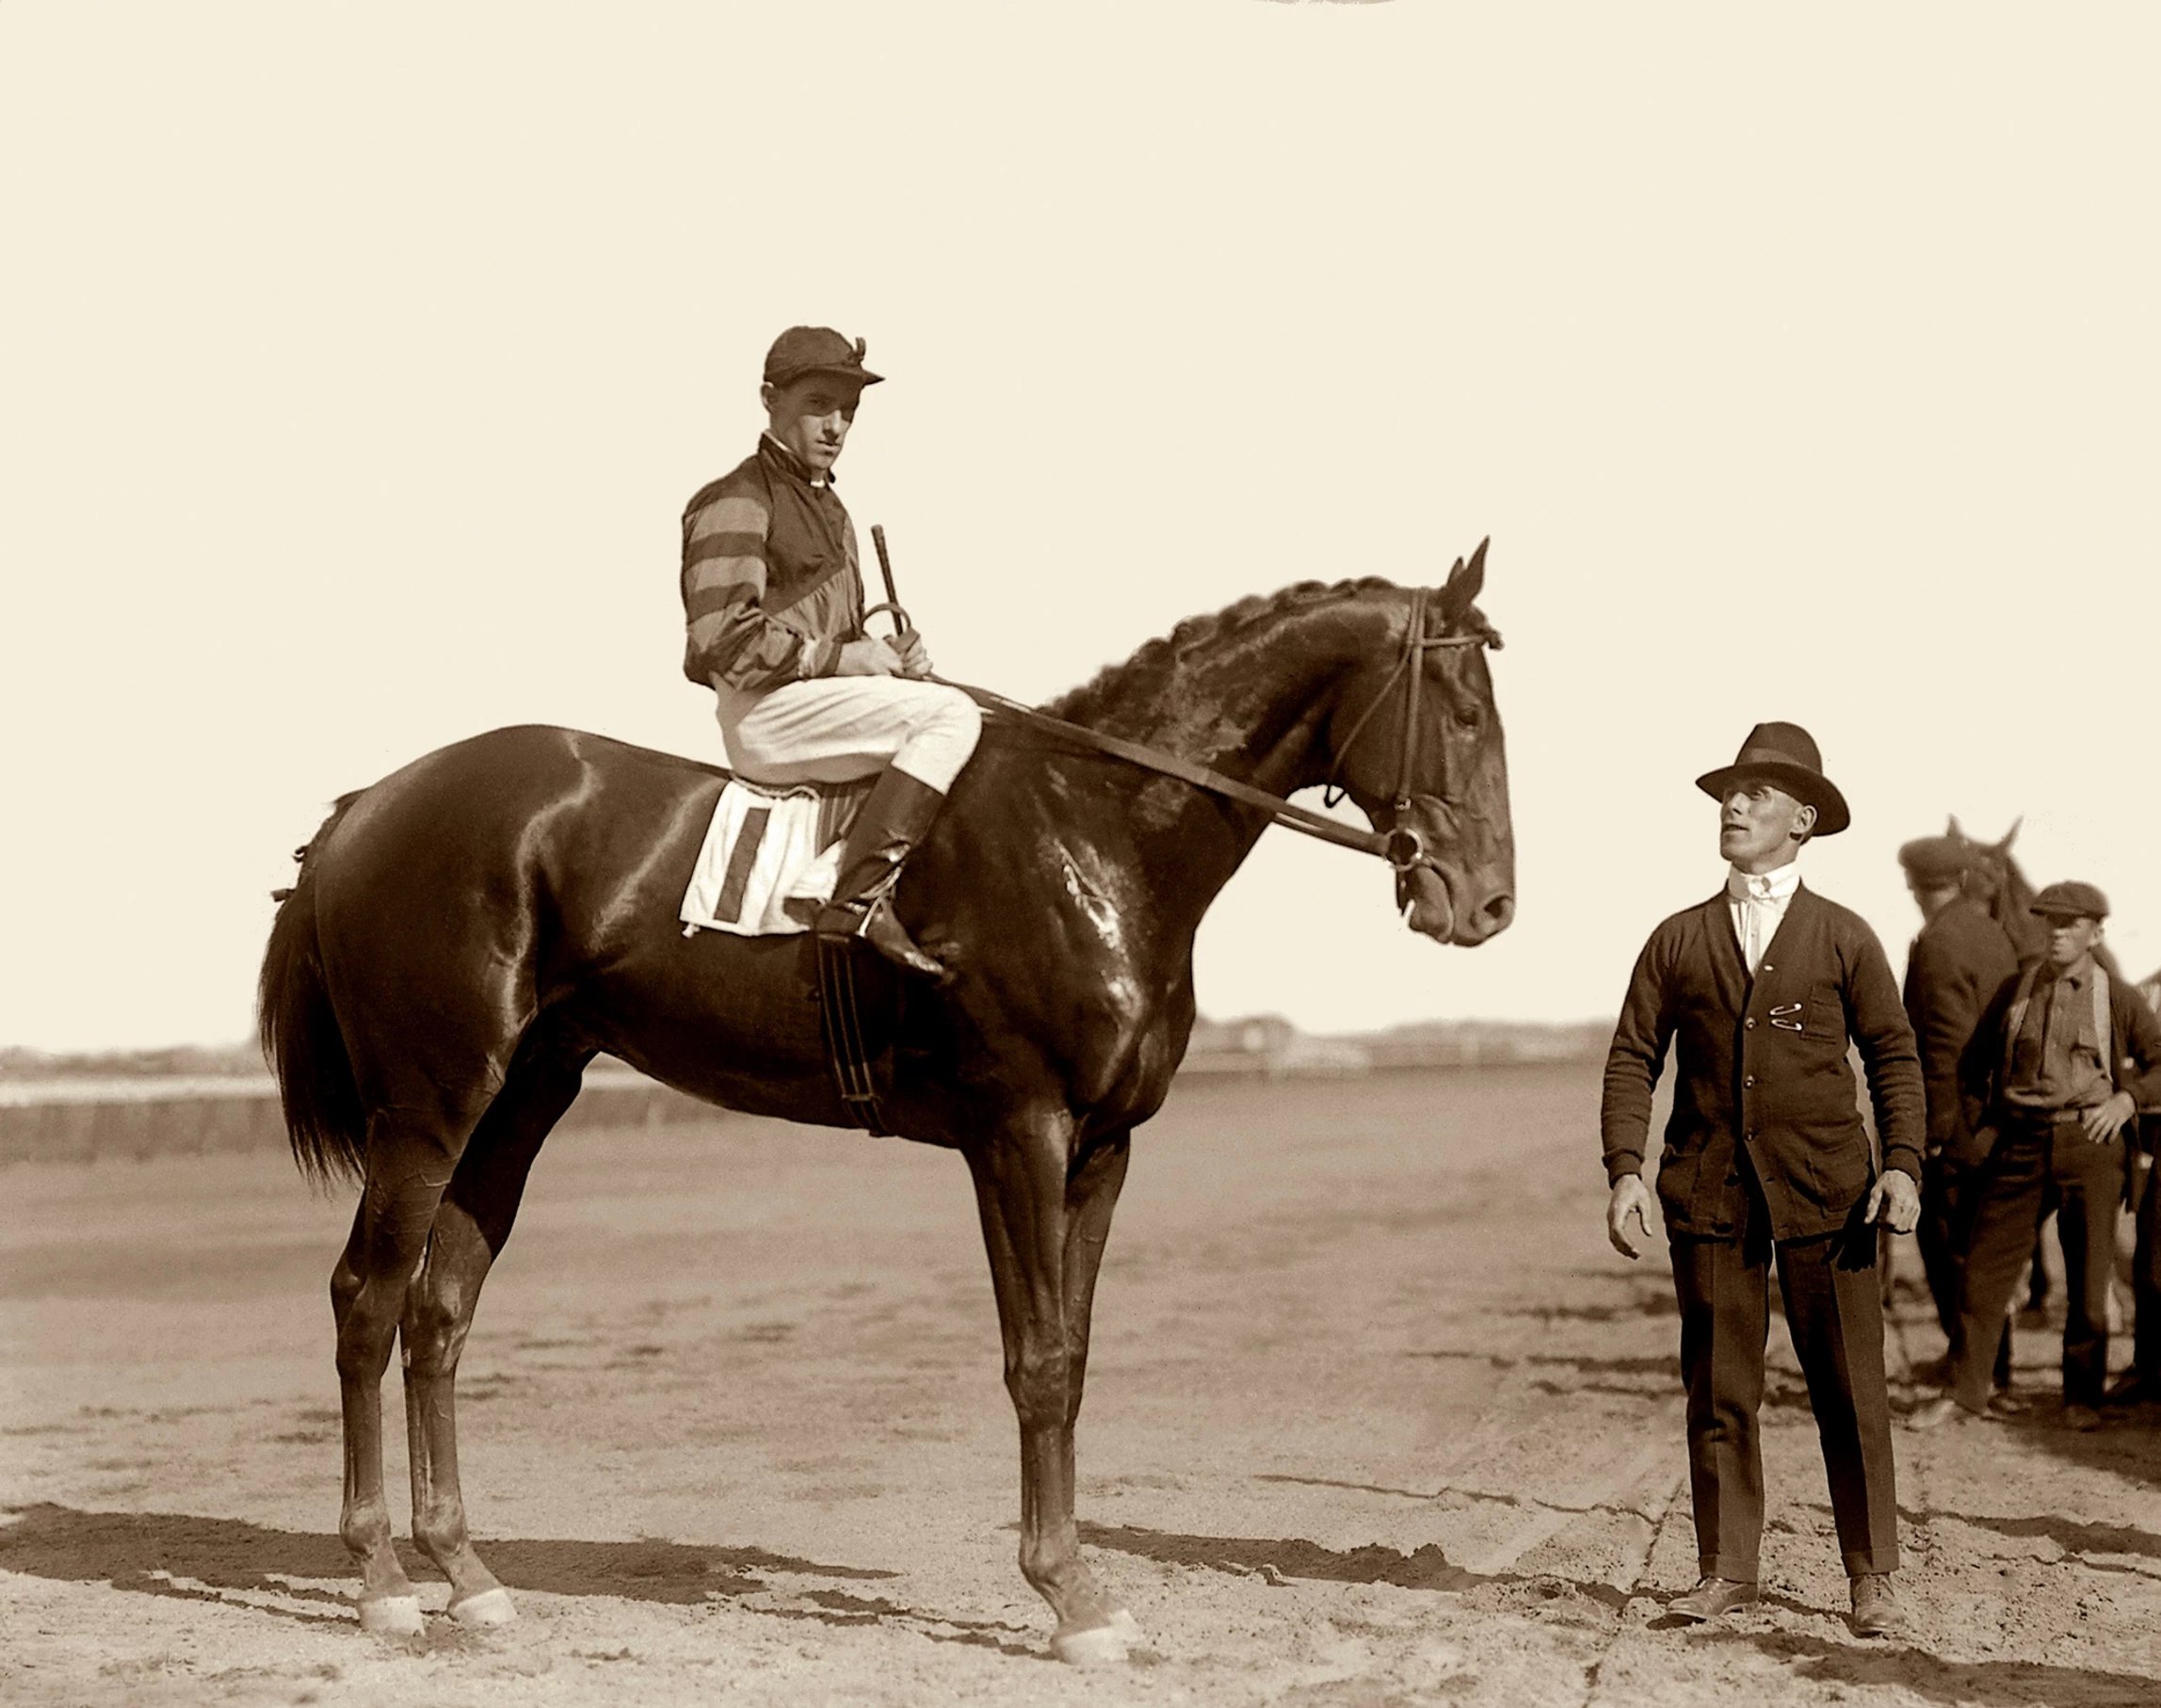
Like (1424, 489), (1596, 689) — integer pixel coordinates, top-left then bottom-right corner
(5, 1063), (2160, 1707)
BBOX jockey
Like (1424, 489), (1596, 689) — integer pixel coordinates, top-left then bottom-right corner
(679, 327), (982, 977)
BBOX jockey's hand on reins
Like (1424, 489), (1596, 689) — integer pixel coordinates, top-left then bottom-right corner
(895, 630), (933, 678)
(838, 637), (907, 677)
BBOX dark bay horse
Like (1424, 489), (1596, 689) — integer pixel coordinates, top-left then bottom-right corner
(258, 557), (1514, 1661)
(1946, 815), (2125, 979)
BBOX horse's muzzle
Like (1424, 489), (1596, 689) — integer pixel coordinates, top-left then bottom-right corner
(1398, 863), (1514, 946)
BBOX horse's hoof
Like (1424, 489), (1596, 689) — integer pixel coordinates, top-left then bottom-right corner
(357, 1593), (424, 1635)
(1050, 1620), (1130, 1667)
(1107, 1606), (1143, 1641)
(448, 1587), (517, 1628)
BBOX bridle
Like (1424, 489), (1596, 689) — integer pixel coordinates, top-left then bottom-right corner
(927, 584), (1497, 876)
(1319, 584), (1499, 871)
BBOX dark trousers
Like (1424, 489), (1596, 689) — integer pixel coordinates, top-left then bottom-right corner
(1918, 1154), (2011, 1386)
(1949, 1113), (2128, 1410)
(2131, 1137), (2159, 1378)
(1669, 1196), (1899, 1581)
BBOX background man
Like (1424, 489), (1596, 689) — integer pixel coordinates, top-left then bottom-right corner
(2117, 988), (2161, 1406)
(1603, 722), (1924, 1638)
(1898, 835), (2019, 1387)
(1915, 883), (2161, 1430)
(678, 327), (982, 976)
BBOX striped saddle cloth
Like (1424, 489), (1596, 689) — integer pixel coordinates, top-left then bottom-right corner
(679, 776), (871, 937)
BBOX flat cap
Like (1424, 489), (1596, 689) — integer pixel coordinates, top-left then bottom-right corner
(763, 326), (883, 390)
(2030, 879), (2109, 921)
(1898, 836), (1970, 886)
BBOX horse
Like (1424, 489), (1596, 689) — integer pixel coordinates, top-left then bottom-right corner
(256, 554), (1515, 1662)
(1945, 815), (2124, 979)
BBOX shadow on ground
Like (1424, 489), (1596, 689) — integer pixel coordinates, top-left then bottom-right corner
(0, 1503), (1055, 1657)
(0, 1502), (896, 1607)
(1686, 1623), (2161, 1708)
(1079, 1518), (1493, 1591)
(1903, 1504), (2161, 1569)
(1999, 1406), (2161, 1495)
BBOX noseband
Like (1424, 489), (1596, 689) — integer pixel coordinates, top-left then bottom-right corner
(1321, 585), (1499, 871)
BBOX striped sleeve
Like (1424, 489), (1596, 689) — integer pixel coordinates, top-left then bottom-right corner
(680, 488), (824, 690)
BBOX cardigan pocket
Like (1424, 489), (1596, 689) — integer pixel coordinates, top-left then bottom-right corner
(1799, 980), (1847, 1041)
(1655, 1148), (1702, 1223)
(1801, 1120), (1873, 1210)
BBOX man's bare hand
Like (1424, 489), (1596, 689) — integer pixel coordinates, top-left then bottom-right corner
(1865, 1168), (1921, 1234)
(1606, 1173), (1653, 1259)
(2080, 1090), (2137, 1144)
(837, 637), (905, 677)
(894, 629), (933, 678)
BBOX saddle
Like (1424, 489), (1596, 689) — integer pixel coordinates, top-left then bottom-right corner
(679, 776), (895, 1135)
(679, 776), (869, 937)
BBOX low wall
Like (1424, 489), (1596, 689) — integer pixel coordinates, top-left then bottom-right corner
(1, 1051), (1607, 1168)
(0, 1072), (721, 1168)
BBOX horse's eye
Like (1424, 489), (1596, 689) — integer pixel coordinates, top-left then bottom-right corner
(1452, 704), (1481, 730)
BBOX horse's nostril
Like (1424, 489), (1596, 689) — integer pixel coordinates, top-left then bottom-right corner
(1482, 894), (1515, 929)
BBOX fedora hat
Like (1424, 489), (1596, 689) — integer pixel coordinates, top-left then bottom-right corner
(1695, 721), (1850, 837)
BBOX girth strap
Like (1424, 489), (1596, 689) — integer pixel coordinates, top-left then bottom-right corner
(815, 937), (890, 1135)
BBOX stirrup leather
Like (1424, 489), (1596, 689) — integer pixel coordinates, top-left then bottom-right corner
(817, 871), (945, 978)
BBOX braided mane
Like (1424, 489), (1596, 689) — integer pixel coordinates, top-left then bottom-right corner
(1046, 577), (1404, 724)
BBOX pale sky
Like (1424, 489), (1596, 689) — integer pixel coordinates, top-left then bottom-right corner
(4, 4), (2156, 1052)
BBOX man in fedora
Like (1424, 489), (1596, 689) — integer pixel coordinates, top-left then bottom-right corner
(1912, 881), (2161, 1430)
(1603, 722), (1924, 1637)
(679, 327), (982, 977)
(1898, 836), (2019, 1384)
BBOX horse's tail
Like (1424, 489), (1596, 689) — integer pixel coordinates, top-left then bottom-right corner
(258, 794), (369, 1186)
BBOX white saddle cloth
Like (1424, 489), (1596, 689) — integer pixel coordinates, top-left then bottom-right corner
(679, 780), (847, 937)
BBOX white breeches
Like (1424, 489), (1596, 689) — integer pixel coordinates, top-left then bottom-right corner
(713, 676), (984, 794)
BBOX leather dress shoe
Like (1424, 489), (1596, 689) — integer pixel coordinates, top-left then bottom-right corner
(2104, 1369), (2161, 1407)
(1849, 1572), (1906, 1636)
(2062, 1402), (2103, 1432)
(1668, 1576), (1758, 1621)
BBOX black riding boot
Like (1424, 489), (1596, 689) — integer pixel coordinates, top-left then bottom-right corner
(815, 767), (948, 978)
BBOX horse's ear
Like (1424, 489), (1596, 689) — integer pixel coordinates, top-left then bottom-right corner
(1995, 817), (2023, 853)
(1437, 537), (1489, 620)
(1946, 814), (1963, 839)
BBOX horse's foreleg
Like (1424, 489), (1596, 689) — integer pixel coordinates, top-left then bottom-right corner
(332, 1135), (456, 1635)
(968, 1121), (1124, 1664)
(1060, 1132), (1137, 1641)
(402, 1052), (585, 1628)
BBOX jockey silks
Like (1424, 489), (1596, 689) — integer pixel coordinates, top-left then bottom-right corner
(680, 434), (865, 692)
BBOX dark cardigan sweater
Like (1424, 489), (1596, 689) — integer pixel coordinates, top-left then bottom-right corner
(1601, 882), (1926, 1242)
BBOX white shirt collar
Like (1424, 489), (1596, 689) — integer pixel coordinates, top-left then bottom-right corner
(1727, 862), (1802, 904)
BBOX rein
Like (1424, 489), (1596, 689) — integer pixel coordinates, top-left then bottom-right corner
(927, 587), (1493, 874)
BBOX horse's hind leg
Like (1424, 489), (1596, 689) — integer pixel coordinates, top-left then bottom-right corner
(331, 1123), (461, 1635)
(402, 1048), (589, 1627)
